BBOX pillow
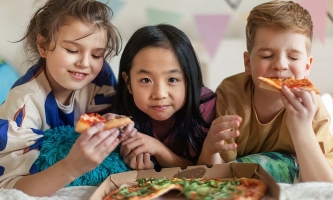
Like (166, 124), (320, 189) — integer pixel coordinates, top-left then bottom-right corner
(0, 59), (19, 104)
(35, 125), (131, 187)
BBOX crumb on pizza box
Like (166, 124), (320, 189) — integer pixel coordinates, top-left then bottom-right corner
(90, 163), (280, 200)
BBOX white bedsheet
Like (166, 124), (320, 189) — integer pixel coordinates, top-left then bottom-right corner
(1, 182), (333, 200)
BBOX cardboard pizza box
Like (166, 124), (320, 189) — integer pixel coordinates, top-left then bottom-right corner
(90, 162), (280, 199)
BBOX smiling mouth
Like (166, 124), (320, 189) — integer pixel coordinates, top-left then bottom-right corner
(70, 71), (87, 77)
(152, 105), (169, 109)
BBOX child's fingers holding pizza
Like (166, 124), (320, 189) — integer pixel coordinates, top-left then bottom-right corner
(98, 130), (122, 155)
(119, 121), (136, 138)
(281, 86), (300, 107)
(293, 88), (317, 106)
(102, 113), (119, 121)
(88, 127), (120, 149)
(78, 122), (105, 142)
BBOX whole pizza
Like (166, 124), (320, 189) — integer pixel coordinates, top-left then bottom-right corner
(103, 177), (267, 200)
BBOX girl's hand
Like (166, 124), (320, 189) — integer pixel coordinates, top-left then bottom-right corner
(203, 115), (242, 155)
(123, 152), (154, 170)
(63, 123), (121, 178)
(102, 113), (137, 140)
(281, 86), (317, 134)
(120, 132), (161, 159)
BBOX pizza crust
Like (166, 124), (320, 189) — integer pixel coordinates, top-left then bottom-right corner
(258, 77), (320, 94)
(259, 82), (280, 93)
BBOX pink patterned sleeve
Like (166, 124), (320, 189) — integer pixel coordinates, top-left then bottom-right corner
(199, 87), (216, 124)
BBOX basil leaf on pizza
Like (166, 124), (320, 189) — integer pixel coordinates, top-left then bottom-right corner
(103, 177), (267, 200)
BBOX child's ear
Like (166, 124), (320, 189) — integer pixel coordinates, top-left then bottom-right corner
(304, 56), (313, 78)
(244, 51), (251, 75)
(122, 72), (133, 94)
(37, 34), (47, 58)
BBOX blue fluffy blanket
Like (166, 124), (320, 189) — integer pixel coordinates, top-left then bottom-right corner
(35, 126), (299, 186)
(35, 126), (131, 187)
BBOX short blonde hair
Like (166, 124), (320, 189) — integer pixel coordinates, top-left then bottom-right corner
(246, 0), (313, 54)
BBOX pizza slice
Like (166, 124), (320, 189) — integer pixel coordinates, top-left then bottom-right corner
(180, 177), (267, 200)
(258, 77), (320, 94)
(75, 113), (132, 133)
(103, 177), (183, 200)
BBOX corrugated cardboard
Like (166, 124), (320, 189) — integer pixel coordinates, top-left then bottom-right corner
(90, 163), (280, 199)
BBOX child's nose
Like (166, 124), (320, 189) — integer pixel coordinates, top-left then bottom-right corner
(273, 56), (288, 71)
(76, 55), (89, 69)
(151, 84), (168, 100)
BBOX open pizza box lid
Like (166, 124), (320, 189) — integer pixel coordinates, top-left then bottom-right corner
(90, 163), (279, 199)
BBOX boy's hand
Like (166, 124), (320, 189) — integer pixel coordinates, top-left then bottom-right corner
(203, 115), (242, 155)
(281, 86), (317, 134)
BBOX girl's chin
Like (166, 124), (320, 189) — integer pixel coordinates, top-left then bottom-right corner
(150, 115), (173, 122)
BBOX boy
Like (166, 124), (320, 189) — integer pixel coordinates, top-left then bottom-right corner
(198, 0), (333, 182)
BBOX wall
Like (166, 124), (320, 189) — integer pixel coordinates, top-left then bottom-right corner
(0, 0), (332, 95)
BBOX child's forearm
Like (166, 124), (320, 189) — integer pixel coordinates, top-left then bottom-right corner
(292, 130), (333, 182)
(13, 159), (79, 197)
(197, 148), (225, 166)
(154, 147), (193, 169)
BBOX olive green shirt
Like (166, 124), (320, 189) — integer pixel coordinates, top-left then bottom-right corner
(216, 72), (333, 167)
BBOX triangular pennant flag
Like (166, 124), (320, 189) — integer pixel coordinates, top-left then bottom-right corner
(146, 8), (182, 26)
(328, 0), (333, 24)
(328, 12), (333, 24)
(98, 0), (125, 18)
(299, 0), (328, 43)
(225, 0), (243, 10)
(194, 15), (231, 59)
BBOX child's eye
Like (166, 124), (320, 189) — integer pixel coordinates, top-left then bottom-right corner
(289, 56), (298, 60)
(169, 78), (179, 83)
(66, 49), (77, 54)
(262, 55), (272, 59)
(140, 78), (151, 83)
(92, 54), (103, 59)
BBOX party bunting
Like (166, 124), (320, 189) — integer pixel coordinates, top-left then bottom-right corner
(225, 0), (243, 10)
(328, 13), (333, 23)
(328, 0), (333, 24)
(194, 15), (230, 59)
(146, 8), (182, 26)
(98, 0), (125, 18)
(299, 0), (328, 43)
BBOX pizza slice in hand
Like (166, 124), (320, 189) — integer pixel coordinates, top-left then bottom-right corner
(258, 77), (320, 94)
(75, 113), (132, 133)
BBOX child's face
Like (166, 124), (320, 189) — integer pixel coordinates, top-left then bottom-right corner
(244, 27), (313, 91)
(38, 17), (107, 95)
(123, 47), (186, 122)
